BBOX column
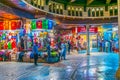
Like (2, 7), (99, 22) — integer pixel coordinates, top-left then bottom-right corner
(116, 0), (120, 78)
(86, 24), (90, 55)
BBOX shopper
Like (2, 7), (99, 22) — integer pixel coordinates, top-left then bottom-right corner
(47, 43), (51, 58)
(32, 42), (38, 65)
(67, 41), (71, 54)
(61, 41), (67, 60)
(102, 40), (105, 52)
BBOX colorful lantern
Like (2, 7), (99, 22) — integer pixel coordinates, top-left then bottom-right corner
(11, 21), (17, 30)
(36, 20), (42, 29)
(42, 19), (48, 29)
(4, 21), (9, 30)
(0, 22), (4, 30)
(16, 21), (21, 29)
(40, 32), (43, 37)
(72, 27), (76, 33)
(31, 20), (36, 29)
(48, 20), (53, 29)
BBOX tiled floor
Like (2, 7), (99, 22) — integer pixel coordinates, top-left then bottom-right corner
(0, 53), (119, 80)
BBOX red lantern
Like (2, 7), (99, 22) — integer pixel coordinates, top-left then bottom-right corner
(11, 21), (17, 30)
(16, 21), (21, 29)
(72, 27), (76, 33)
(36, 20), (42, 29)
(0, 22), (4, 30)
(4, 21), (9, 30)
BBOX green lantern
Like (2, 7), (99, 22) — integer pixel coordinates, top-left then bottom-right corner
(31, 20), (36, 29)
(8, 41), (12, 49)
(42, 19), (48, 29)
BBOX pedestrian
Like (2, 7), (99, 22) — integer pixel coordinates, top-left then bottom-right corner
(32, 42), (39, 65)
(47, 43), (51, 58)
(102, 40), (105, 52)
(61, 41), (67, 60)
(67, 41), (71, 54)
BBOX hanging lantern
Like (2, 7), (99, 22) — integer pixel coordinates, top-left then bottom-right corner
(48, 20), (53, 29)
(4, 21), (9, 30)
(36, 20), (42, 29)
(16, 20), (21, 29)
(11, 21), (17, 30)
(40, 32), (43, 37)
(31, 20), (36, 29)
(42, 19), (48, 29)
(0, 22), (4, 30)
(43, 32), (48, 35)
(72, 27), (76, 33)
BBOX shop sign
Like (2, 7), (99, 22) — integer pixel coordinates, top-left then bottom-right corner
(77, 26), (98, 33)
(89, 27), (98, 33)
(77, 26), (86, 33)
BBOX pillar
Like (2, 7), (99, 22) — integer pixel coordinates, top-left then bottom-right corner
(116, 0), (120, 78)
(86, 24), (90, 55)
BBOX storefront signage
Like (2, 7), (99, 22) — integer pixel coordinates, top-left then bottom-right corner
(89, 27), (98, 33)
(77, 27), (86, 33)
(77, 26), (98, 33)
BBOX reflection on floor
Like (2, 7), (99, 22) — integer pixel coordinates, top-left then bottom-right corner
(0, 53), (119, 80)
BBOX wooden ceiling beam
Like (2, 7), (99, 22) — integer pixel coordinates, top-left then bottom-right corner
(87, 0), (94, 5)
(106, 0), (111, 4)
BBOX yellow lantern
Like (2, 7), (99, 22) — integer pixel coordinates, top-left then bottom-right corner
(40, 32), (43, 37)
(44, 32), (48, 35)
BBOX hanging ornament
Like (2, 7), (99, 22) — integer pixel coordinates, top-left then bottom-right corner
(36, 20), (42, 29)
(42, 19), (48, 29)
(0, 22), (4, 30)
(11, 21), (17, 30)
(40, 32), (43, 37)
(48, 20), (53, 29)
(31, 20), (36, 29)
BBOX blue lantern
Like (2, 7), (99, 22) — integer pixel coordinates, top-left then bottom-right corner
(48, 20), (53, 29)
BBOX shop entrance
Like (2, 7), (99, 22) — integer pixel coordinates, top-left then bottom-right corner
(78, 33), (97, 54)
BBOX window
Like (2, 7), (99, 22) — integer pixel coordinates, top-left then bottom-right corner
(60, 9), (63, 14)
(76, 11), (78, 16)
(88, 9), (91, 17)
(80, 11), (82, 16)
(68, 10), (71, 16)
(109, 9), (113, 16)
(100, 10), (104, 16)
(72, 10), (74, 16)
(114, 9), (118, 15)
(92, 11), (95, 17)
(53, 4), (55, 13)
(49, 5), (52, 12)
(96, 11), (99, 17)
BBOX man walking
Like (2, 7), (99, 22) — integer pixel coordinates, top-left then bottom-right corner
(32, 42), (38, 65)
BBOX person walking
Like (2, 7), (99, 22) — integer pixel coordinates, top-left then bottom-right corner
(61, 41), (67, 60)
(32, 42), (39, 65)
(67, 41), (71, 54)
(47, 43), (51, 58)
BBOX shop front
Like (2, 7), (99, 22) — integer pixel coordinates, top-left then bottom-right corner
(0, 20), (21, 61)
(77, 25), (98, 53)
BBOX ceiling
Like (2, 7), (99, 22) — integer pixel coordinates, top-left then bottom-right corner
(0, 0), (34, 14)
(0, 0), (118, 29)
(52, 0), (117, 6)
